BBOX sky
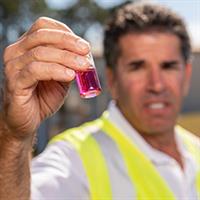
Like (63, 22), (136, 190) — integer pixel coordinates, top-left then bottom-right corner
(45, 0), (200, 51)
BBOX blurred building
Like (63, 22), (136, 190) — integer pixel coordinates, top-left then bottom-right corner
(182, 49), (200, 112)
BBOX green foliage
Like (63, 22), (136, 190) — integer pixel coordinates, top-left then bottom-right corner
(0, 0), (121, 39)
(0, 0), (20, 18)
(30, 0), (49, 14)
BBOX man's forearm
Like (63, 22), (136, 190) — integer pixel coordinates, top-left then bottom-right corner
(0, 117), (32, 200)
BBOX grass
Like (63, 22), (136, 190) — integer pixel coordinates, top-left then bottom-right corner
(178, 112), (200, 136)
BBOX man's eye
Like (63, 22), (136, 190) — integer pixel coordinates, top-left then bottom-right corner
(128, 61), (144, 71)
(162, 62), (179, 70)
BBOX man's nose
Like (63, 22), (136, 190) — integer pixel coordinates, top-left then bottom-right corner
(147, 68), (165, 93)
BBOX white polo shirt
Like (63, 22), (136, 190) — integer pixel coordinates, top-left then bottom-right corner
(31, 101), (199, 200)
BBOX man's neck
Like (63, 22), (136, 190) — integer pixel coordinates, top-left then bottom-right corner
(112, 103), (184, 169)
(141, 131), (184, 170)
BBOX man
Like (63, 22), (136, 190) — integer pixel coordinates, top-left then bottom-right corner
(0, 1), (199, 200)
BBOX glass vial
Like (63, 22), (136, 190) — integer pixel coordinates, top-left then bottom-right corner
(75, 53), (102, 98)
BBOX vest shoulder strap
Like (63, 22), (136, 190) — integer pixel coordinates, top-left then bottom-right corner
(50, 120), (112, 200)
(101, 111), (175, 200)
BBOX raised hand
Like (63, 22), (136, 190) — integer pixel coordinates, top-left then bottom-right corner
(2, 17), (91, 139)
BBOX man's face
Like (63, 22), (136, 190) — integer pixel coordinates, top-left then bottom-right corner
(107, 32), (191, 135)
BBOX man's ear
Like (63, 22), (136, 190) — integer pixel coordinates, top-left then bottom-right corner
(105, 67), (118, 99)
(183, 63), (192, 96)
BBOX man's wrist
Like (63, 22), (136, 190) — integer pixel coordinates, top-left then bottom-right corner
(0, 113), (35, 152)
(0, 113), (32, 200)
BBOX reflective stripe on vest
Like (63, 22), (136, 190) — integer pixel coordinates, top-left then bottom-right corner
(51, 111), (200, 199)
(92, 131), (135, 198)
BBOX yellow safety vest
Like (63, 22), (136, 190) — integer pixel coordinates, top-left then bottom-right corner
(51, 111), (200, 200)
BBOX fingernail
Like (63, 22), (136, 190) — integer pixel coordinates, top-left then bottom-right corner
(65, 69), (75, 78)
(87, 53), (95, 69)
(76, 39), (89, 51)
(75, 56), (88, 67)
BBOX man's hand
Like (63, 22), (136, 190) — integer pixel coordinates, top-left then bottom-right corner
(2, 17), (91, 139)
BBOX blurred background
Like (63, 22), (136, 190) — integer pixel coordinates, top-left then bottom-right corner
(0, 0), (199, 154)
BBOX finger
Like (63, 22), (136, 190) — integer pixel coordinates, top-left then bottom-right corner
(18, 17), (73, 40)
(5, 46), (93, 74)
(16, 62), (76, 91)
(4, 29), (90, 63)
(4, 17), (73, 63)
(21, 29), (90, 54)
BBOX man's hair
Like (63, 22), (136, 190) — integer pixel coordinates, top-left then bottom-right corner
(103, 1), (191, 69)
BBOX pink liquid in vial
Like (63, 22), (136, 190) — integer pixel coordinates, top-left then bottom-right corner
(76, 68), (102, 98)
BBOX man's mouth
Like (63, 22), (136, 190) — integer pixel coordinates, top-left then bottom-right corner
(147, 103), (166, 109)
